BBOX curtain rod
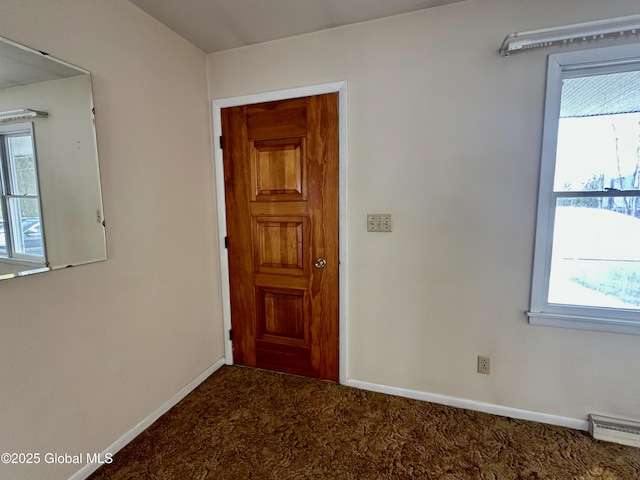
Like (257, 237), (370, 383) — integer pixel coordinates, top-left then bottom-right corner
(0, 109), (48, 124)
(500, 14), (640, 57)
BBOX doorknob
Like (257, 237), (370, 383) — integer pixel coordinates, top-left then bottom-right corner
(314, 258), (327, 268)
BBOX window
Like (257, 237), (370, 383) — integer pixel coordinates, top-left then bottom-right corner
(529, 44), (640, 335)
(0, 123), (45, 263)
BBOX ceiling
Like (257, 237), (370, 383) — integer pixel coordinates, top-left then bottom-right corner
(129, 0), (465, 53)
(0, 37), (85, 90)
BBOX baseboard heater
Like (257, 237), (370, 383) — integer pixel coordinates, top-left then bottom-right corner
(589, 414), (640, 448)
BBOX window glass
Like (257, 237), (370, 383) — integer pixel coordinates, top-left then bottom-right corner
(7, 197), (44, 256)
(548, 200), (640, 310)
(554, 113), (640, 192)
(0, 209), (5, 256)
(7, 134), (38, 196)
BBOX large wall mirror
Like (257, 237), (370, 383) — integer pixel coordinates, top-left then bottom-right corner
(0, 36), (106, 280)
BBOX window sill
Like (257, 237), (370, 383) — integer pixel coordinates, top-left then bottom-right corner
(0, 256), (45, 267)
(527, 311), (640, 335)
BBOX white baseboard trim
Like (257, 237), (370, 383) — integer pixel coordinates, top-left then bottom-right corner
(69, 357), (226, 480)
(346, 378), (589, 431)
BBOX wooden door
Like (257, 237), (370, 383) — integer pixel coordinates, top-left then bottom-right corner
(221, 94), (339, 381)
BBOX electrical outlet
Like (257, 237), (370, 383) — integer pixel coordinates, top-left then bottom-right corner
(477, 355), (491, 375)
(367, 214), (392, 232)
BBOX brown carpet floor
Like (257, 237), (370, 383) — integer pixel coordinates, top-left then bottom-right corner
(89, 366), (640, 479)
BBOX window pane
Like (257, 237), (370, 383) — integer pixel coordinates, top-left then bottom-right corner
(554, 113), (640, 192)
(7, 197), (44, 257)
(0, 209), (5, 256)
(7, 135), (38, 195)
(555, 70), (640, 193)
(548, 200), (640, 310)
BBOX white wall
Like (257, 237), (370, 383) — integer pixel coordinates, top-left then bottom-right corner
(208, 0), (640, 422)
(0, 1), (224, 480)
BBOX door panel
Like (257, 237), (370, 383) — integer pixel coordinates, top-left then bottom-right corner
(222, 94), (339, 381)
(253, 216), (308, 275)
(251, 138), (306, 201)
(256, 287), (307, 343)
(246, 97), (307, 140)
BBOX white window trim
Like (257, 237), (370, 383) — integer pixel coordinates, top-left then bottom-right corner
(529, 42), (640, 335)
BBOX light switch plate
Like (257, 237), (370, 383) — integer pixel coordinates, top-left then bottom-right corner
(367, 214), (392, 232)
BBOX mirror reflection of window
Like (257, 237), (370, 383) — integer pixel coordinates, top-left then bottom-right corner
(0, 123), (46, 263)
(0, 35), (106, 280)
(0, 202), (5, 256)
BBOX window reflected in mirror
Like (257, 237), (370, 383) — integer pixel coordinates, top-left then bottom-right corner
(0, 124), (45, 262)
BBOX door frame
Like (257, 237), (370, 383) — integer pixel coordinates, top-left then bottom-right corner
(212, 81), (348, 384)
